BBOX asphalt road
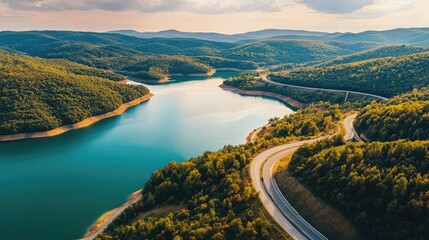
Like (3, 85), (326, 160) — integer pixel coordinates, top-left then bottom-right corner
(260, 75), (389, 100)
(343, 114), (363, 142)
(250, 115), (359, 239)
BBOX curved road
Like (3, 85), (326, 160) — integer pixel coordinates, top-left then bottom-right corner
(250, 115), (360, 239)
(260, 75), (389, 100)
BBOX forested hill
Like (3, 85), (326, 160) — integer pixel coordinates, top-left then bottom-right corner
(0, 51), (149, 135)
(334, 28), (429, 47)
(121, 56), (213, 81)
(289, 139), (429, 239)
(0, 31), (235, 56)
(0, 31), (258, 81)
(270, 52), (429, 97)
(354, 89), (429, 141)
(111, 28), (429, 47)
(221, 39), (378, 65)
(316, 45), (427, 67)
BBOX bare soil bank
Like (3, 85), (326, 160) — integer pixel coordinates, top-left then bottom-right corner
(219, 84), (304, 109)
(82, 189), (143, 240)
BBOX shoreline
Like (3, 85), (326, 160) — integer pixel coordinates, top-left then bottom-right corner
(216, 68), (258, 72)
(219, 84), (304, 109)
(118, 69), (216, 84)
(168, 69), (216, 77)
(82, 189), (143, 240)
(0, 93), (154, 142)
(246, 123), (271, 143)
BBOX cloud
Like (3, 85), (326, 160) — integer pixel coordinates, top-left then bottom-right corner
(0, 0), (286, 13)
(298, 0), (375, 13)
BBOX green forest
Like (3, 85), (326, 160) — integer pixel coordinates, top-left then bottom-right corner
(316, 45), (427, 67)
(222, 39), (378, 65)
(97, 103), (343, 240)
(224, 73), (376, 105)
(0, 31), (392, 81)
(122, 56), (213, 80)
(289, 139), (429, 239)
(0, 31), (260, 81)
(194, 56), (258, 70)
(269, 52), (429, 97)
(0, 51), (149, 135)
(355, 89), (429, 141)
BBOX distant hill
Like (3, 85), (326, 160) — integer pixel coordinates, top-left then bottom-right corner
(0, 31), (253, 81)
(221, 39), (378, 65)
(0, 31), (235, 57)
(109, 28), (429, 47)
(6, 30), (429, 81)
(334, 28), (429, 47)
(108, 29), (328, 43)
(316, 45), (428, 67)
(0, 51), (149, 135)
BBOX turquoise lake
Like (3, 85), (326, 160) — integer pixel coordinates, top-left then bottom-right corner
(0, 72), (292, 240)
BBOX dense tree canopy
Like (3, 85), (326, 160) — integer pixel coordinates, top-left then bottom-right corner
(289, 140), (429, 239)
(122, 56), (213, 80)
(355, 89), (429, 141)
(316, 45), (427, 67)
(222, 39), (378, 65)
(0, 31), (252, 81)
(224, 73), (376, 106)
(194, 56), (258, 70)
(0, 51), (149, 135)
(270, 52), (429, 97)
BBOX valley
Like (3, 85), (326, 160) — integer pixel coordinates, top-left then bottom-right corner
(0, 26), (428, 240)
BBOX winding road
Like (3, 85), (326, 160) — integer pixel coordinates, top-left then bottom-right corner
(250, 115), (360, 240)
(260, 75), (389, 100)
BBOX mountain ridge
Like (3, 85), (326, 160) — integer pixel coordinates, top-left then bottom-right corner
(109, 28), (429, 46)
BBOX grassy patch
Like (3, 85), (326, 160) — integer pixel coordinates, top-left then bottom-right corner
(134, 203), (185, 222)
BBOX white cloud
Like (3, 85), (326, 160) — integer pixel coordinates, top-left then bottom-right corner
(341, 0), (418, 19)
(0, 0), (288, 13)
(298, 0), (375, 14)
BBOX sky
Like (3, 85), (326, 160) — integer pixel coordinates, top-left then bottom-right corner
(0, 0), (428, 33)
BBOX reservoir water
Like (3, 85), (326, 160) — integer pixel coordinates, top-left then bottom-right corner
(0, 72), (292, 240)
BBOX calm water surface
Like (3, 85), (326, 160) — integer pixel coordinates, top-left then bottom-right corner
(0, 72), (292, 240)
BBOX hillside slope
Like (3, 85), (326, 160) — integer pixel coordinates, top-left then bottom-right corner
(335, 28), (429, 47)
(0, 31), (256, 81)
(0, 51), (149, 135)
(316, 45), (427, 67)
(270, 52), (429, 97)
(355, 89), (429, 141)
(289, 139), (429, 240)
(221, 39), (378, 65)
